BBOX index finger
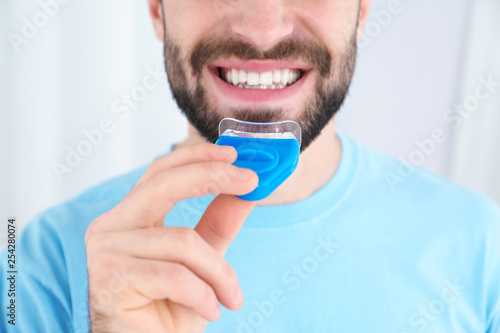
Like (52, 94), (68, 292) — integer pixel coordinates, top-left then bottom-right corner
(86, 160), (257, 240)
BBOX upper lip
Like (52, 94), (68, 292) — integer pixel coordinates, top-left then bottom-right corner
(208, 59), (313, 72)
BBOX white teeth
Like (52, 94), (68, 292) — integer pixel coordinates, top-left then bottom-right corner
(281, 69), (289, 86)
(231, 68), (239, 85)
(236, 83), (288, 89)
(273, 70), (281, 83)
(260, 71), (273, 85)
(247, 72), (260, 85)
(220, 68), (302, 89)
(238, 70), (247, 83)
(288, 71), (295, 84)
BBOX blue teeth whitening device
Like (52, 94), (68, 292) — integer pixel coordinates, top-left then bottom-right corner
(215, 118), (301, 201)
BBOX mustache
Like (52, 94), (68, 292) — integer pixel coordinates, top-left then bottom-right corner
(189, 35), (332, 78)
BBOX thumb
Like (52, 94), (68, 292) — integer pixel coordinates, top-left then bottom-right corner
(195, 194), (256, 255)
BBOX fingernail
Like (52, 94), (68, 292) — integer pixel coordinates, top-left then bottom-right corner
(215, 145), (235, 157)
(238, 168), (254, 180)
(235, 288), (244, 305)
(213, 304), (221, 320)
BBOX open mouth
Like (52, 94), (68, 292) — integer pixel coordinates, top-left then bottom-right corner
(218, 67), (303, 90)
(207, 60), (313, 103)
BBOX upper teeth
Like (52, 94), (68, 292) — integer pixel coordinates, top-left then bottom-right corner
(221, 68), (302, 89)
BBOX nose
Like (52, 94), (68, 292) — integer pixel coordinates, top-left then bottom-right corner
(228, 0), (294, 51)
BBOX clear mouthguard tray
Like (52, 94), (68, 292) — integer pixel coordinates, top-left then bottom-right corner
(216, 118), (302, 201)
(218, 118), (302, 146)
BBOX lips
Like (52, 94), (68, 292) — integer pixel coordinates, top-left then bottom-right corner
(205, 59), (313, 103)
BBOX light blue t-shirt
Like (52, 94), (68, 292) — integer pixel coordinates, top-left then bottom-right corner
(2, 134), (500, 333)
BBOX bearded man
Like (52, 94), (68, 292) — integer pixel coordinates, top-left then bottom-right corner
(2, 0), (500, 332)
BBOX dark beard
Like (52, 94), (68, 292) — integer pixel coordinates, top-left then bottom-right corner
(163, 32), (357, 152)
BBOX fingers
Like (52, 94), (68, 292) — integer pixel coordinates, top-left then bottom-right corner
(141, 143), (237, 179)
(195, 194), (257, 255)
(86, 227), (244, 311)
(89, 253), (221, 322)
(85, 142), (259, 330)
(85, 143), (258, 239)
(85, 143), (237, 241)
(113, 162), (257, 231)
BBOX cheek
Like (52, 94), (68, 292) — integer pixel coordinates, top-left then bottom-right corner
(292, 0), (359, 51)
(164, 1), (225, 57)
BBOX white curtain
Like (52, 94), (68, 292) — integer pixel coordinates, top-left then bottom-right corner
(450, 0), (500, 203)
(1, 0), (187, 233)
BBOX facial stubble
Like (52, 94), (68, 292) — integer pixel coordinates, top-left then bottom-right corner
(162, 28), (357, 152)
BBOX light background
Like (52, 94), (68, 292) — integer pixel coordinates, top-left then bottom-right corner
(1, 0), (499, 233)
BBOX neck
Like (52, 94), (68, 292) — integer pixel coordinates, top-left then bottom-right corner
(174, 118), (342, 206)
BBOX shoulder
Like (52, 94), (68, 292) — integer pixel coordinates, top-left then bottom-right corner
(16, 163), (150, 273)
(343, 135), (500, 226)
(37, 164), (149, 232)
(4, 164), (152, 333)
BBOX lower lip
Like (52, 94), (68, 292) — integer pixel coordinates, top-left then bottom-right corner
(208, 67), (312, 103)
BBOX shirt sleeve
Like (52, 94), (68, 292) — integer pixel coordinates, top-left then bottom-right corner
(0, 214), (75, 333)
(0, 269), (73, 333)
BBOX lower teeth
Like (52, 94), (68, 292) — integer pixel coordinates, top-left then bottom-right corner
(235, 83), (288, 90)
